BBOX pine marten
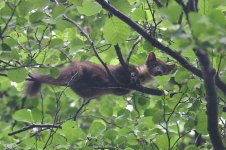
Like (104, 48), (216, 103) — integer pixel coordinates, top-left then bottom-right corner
(25, 52), (175, 99)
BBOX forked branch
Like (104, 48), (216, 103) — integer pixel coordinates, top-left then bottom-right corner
(63, 15), (163, 96)
(194, 48), (224, 149)
(95, 0), (226, 96)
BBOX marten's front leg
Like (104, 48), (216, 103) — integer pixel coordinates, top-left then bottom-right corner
(130, 71), (140, 85)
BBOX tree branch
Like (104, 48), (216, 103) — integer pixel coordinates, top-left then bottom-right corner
(63, 14), (117, 83)
(114, 44), (129, 69)
(153, 0), (163, 8)
(0, 0), (21, 39)
(0, 73), (7, 77)
(8, 124), (61, 136)
(63, 15), (163, 96)
(194, 48), (225, 150)
(95, 0), (226, 96)
(126, 36), (142, 63)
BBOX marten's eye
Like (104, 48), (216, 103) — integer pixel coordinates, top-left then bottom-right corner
(131, 72), (136, 77)
(152, 64), (157, 67)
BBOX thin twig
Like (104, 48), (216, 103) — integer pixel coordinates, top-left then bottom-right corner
(126, 36), (142, 63)
(43, 72), (79, 149)
(8, 124), (61, 136)
(73, 99), (90, 120)
(175, 0), (190, 25)
(0, 0), (21, 39)
(171, 130), (191, 149)
(114, 44), (129, 70)
(166, 88), (188, 123)
(63, 15), (117, 83)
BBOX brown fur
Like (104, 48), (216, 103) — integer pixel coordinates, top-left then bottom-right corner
(25, 52), (175, 99)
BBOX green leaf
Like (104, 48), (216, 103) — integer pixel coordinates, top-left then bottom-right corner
(77, 1), (102, 16)
(189, 13), (209, 38)
(160, 2), (182, 23)
(115, 117), (129, 127)
(198, 0), (210, 15)
(103, 17), (130, 44)
(185, 145), (199, 150)
(89, 121), (106, 136)
(69, 38), (84, 51)
(127, 134), (138, 145)
(104, 129), (117, 141)
(208, 10), (226, 27)
(195, 111), (208, 134)
(23, 138), (36, 148)
(31, 108), (42, 123)
(109, 0), (131, 14)
(29, 11), (45, 23)
(13, 109), (34, 123)
(69, 0), (83, 6)
(80, 147), (95, 150)
(137, 117), (154, 130)
(7, 68), (28, 83)
(99, 101), (113, 116)
(1, 43), (11, 51)
(50, 67), (60, 79)
(18, 1), (34, 16)
(131, 6), (145, 21)
(49, 38), (64, 49)
(61, 121), (86, 142)
(0, 50), (19, 61)
(146, 108), (164, 123)
(115, 136), (127, 145)
(52, 6), (65, 18)
(156, 135), (169, 149)
(0, 77), (11, 90)
(174, 69), (190, 83)
(184, 117), (196, 130)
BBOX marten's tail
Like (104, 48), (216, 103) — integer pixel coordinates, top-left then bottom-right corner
(25, 79), (41, 97)
(25, 70), (78, 96)
(25, 75), (63, 97)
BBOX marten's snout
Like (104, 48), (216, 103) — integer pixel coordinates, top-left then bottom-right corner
(152, 67), (163, 76)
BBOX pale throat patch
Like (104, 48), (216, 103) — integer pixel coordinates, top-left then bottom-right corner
(136, 64), (155, 86)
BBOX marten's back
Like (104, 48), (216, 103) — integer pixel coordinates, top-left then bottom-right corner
(25, 61), (135, 99)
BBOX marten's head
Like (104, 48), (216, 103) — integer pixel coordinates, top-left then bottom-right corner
(146, 52), (175, 76)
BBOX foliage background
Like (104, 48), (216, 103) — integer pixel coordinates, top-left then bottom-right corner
(0, 0), (226, 149)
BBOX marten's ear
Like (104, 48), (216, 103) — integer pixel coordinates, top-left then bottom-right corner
(146, 52), (156, 63)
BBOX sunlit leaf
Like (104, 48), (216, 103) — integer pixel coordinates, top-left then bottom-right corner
(13, 109), (34, 123)
(89, 121), (106, 136)
(7, 68), (28, 83)
(77, 1), (102, 16)
(103, 17), (130, 44)
(195, 111), (208, 134)
(61, 121), (86, 142)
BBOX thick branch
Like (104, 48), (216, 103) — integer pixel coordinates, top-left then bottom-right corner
(121, 84), (163, 96)
(63, 15), (163, 96)
(195, 48), (224, 150)
(95, 0), (226, 96)
(114, 44), (163, 95)
(153, 0), (163, 8)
